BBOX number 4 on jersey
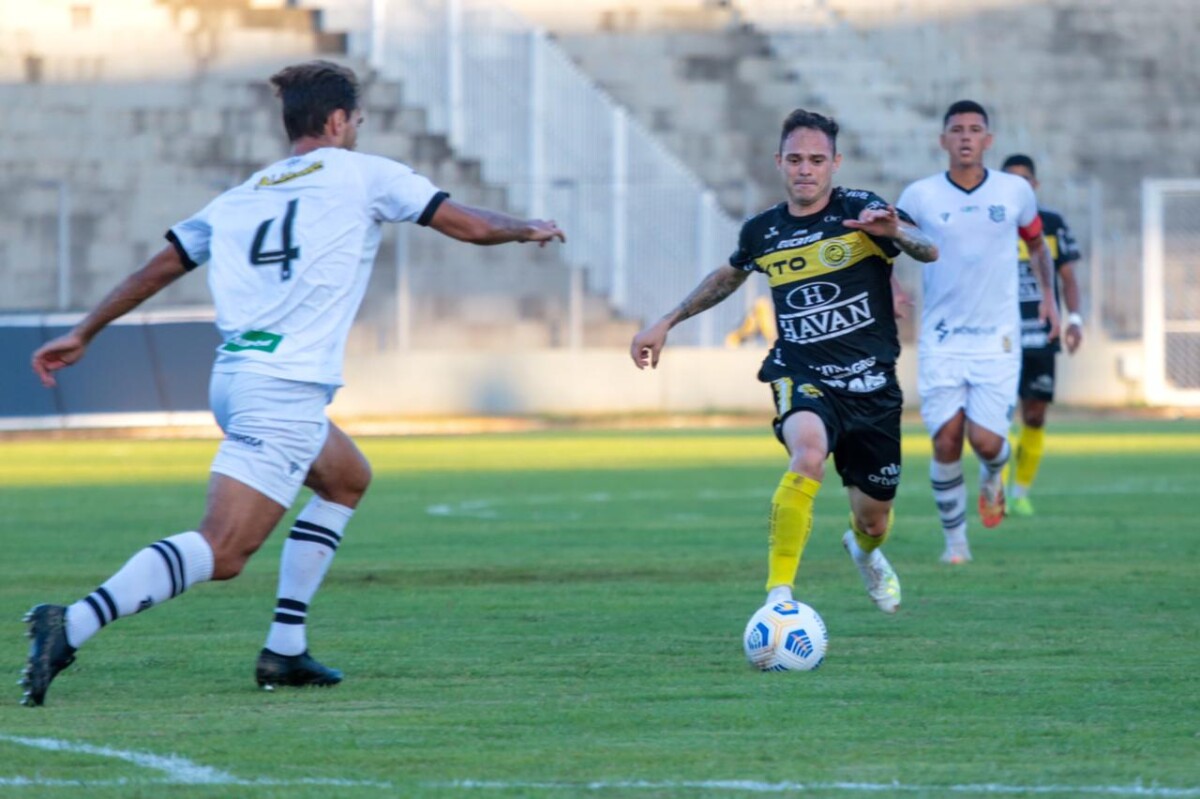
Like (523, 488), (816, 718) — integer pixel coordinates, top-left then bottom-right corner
(250, 199), (300, 281)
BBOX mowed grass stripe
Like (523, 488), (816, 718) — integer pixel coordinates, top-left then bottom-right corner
(4, 422), (1200, 485)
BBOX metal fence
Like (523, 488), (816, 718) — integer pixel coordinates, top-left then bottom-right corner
(357, 0), (753, 346)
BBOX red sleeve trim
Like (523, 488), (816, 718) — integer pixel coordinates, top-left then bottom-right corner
(1018, 214), (1044, 242)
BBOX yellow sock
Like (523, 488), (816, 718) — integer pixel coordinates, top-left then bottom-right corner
(850, 509), (894, 554)
(766, 472), (821, 591)
(1015, 425), (1046, 491)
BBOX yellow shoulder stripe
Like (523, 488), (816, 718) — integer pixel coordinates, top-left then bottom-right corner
(755, 232), (890, 288)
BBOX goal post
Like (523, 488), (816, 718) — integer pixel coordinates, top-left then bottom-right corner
(1142, 179), (1200, 406)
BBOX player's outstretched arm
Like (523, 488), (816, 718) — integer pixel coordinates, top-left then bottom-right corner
(32, 244), (188, 388)
(843, 206), (938, 262)
(630, 264), (749, 369)
(428, 199), (565, 247)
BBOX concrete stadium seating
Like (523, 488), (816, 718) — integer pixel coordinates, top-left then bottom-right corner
(0, 0), (638, 350)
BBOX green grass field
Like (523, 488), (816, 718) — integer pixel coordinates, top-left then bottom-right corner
(2, 420), (1198, 798)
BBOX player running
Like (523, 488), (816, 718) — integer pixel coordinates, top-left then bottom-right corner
(631, 109), (938, 615)
(22, 60), (564, 706)
(897, 101), (1060, 564)
(1001, 154), (1085, 517)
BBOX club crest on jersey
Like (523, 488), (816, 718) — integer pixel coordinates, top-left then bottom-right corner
(818, 240), (851, 268)
(989, 205), (1006, 222)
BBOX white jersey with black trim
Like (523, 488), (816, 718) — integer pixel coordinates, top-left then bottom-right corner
(169, 147), (446, 386)
(897, 169), (1038, 359)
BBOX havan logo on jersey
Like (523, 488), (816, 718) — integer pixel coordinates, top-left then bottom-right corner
(778, 291), (874, 345)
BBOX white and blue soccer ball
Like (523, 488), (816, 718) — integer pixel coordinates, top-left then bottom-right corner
(743, 600), (827, 671)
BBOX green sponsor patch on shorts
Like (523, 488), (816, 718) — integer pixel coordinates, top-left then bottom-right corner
(222, 330), (283, 353)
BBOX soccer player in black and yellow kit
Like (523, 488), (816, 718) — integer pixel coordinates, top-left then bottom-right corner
(1001, 154), (1085, 516)
(630, 110), (938, 614)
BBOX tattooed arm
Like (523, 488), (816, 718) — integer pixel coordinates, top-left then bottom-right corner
(630, 264), (750, 369)
(892, 221), (939, 263)
(844, 205), (939, 263)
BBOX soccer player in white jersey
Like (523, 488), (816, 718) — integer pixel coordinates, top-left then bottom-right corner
(21, 61), (565, 706)
(896, 100), (1059, 564)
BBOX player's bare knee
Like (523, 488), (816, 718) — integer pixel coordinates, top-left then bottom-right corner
(855, 511), (889, 537)
(789, 448), (827, 481)
(320, 468), (371, 508)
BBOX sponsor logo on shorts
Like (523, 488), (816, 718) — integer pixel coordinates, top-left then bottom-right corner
(798, 383), (824, 398)
(869, 463), (901, 487)
(1032, 374), (1054, 392)
(226, 432), (264, 450)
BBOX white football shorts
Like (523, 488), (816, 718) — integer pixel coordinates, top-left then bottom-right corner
(209, 371), (334, 508)
(917, 353), (1019, 439)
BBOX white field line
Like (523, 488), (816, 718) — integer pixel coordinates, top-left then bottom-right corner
(440, 779), (1200, 796)
(0, 734), (390, 789)
(2, 737), (1195, 796)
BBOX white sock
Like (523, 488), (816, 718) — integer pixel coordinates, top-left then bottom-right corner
(931, 460), (968, 543)
(766, 585), (794, 605)
(264, 496), (354, 656)
(979, 439), (1011, 493)
(64, 531), (214, 649)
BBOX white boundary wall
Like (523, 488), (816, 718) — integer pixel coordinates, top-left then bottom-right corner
(331, 339), (1146, 418)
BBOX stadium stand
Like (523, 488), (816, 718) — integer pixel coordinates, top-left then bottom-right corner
(0, 0), (638, 350)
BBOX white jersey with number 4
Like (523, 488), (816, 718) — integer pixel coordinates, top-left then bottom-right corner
(169, 147), (446, 386)
(897, 170), (1039, 359)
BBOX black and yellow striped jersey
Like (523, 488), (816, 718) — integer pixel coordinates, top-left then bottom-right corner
(1016, 208), (1081, 353)
(729, 188), (910, 395)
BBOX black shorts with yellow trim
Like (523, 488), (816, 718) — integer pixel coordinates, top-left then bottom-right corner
(1018, 349), (1057, 402)
(768, 377), (903, 501)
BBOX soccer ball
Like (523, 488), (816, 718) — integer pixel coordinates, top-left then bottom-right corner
(743, 600), (827, 671)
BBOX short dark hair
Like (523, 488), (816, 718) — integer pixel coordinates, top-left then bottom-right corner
(779, 109), (839, 154)
(1002, 153), (1036, 175)
(269, 60), (360, 142)
(943, 100), (989, 128)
